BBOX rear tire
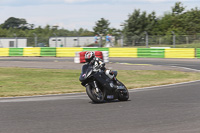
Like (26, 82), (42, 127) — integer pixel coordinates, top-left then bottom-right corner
(86, 85), (104, 103)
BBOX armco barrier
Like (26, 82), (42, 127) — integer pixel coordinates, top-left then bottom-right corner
(137, 48), (165, 58)
(40, 47), (56, 56)
(23, 48), (40, 56)
(165, 48), (195, 58)
(1, 47), (199, 59)
(197, 48), (200, 58)
(109, 48), (137, 57)
(83, 47), (109, 52)
(56, 47), (83, 57)
(0, 48), (9, 56)
(9, 48), (23, 56)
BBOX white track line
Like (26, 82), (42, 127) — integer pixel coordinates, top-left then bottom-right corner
(170, 65), (200, 72)
(129, 80), (200, 92)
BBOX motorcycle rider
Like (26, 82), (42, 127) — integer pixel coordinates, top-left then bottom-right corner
(85, 51), (118, 89)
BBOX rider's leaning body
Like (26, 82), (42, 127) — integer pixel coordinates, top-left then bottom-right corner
(84, 51), (118, 88)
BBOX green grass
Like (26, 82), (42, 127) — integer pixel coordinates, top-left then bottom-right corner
(0, 68), (82, 97)
(117, 70), (200, 89)
(1, 67), (200, 97)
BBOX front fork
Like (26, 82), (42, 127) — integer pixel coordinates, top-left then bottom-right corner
(93, 80), (100, 93)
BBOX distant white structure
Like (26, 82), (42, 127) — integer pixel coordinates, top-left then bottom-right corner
(49, 36), (96, 47)
(0, 38), (27, 48)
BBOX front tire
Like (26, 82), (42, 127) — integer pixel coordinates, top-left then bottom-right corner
(117, 81), (129, 101)
(86, 85), (104, 103)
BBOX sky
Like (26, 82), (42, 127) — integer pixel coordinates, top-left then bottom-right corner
(0, 0), (199, 30)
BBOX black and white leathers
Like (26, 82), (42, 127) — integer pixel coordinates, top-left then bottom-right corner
(87, 57), (114, 79)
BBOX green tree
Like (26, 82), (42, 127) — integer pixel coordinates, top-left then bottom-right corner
(123, 9), (157, 45)
(124, 9), (157, 36)
(93, 18), (110, 35)
(172, 2), (185, 15)
(1, 17), (33, 30)
(0, 27), (7, 37)
(77, 28), (94, 36)
(158, 3), (200, 35)
(182, 7), (200, 35)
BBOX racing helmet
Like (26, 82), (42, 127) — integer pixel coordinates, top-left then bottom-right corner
(85, 51), (95, 62)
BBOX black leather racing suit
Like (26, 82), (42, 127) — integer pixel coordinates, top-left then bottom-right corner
(87, 57), (118, 89)
(88, 57), (105, 71)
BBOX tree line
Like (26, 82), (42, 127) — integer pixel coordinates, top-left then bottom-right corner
(124, 2), (200, 37)
(0, 2), (199, 40)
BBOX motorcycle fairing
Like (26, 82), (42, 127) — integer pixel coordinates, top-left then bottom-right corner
(93, 72), (114, 91)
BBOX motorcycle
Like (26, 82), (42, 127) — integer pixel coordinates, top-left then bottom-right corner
(79, 64), (129, 103)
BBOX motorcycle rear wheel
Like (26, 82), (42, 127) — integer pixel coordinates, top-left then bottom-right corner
(86, 85), (104, 103)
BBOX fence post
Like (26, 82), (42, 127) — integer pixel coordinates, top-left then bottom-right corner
(33, 33), (37, 47)
(99, 34), (103, 47)
(53, 33), (57, 47)
(13, 33), (18, 48)
(144, 31), (148, 48)
(171, 31), (176, 48)
(121, 33), (124, 47)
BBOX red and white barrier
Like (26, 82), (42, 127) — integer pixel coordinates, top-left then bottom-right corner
(74, 51), (109, 63)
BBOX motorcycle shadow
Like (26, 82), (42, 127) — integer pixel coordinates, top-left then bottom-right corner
(89, 99), (131, 104)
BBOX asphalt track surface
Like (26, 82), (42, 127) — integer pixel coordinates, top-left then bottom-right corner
(0, 57), (200, 71)
(1, 81), (200, 133)
(0, 57), (200, 133)
(110, 58), (200, 71)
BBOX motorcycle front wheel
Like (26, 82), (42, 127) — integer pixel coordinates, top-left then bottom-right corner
(117, 81), (129, 101)
(86, 85), (105, 103)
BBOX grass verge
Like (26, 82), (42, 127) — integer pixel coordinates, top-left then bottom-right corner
(1, 67), (200, 97)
